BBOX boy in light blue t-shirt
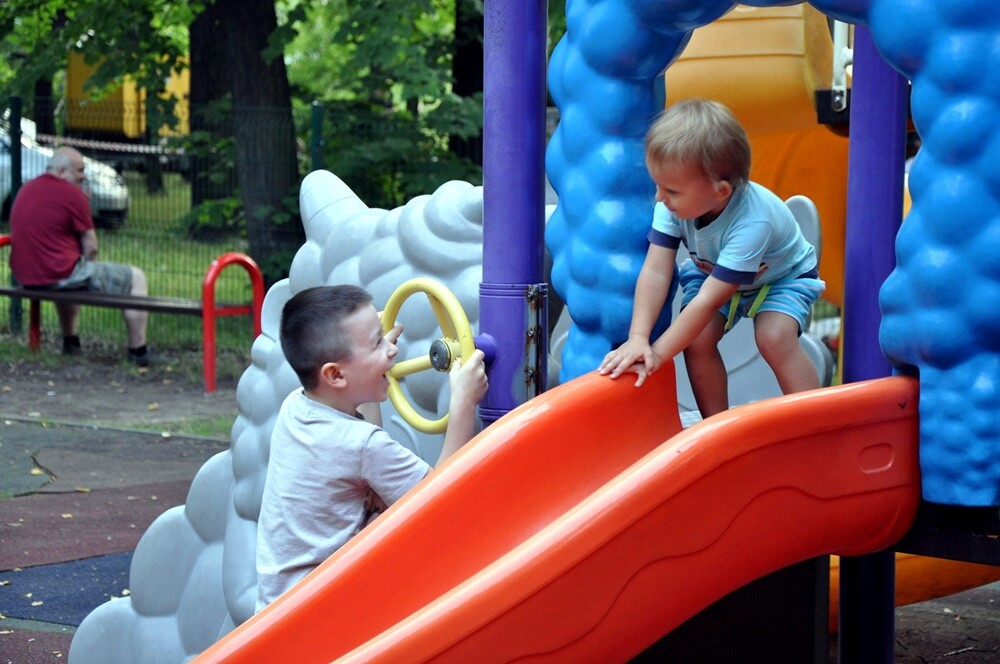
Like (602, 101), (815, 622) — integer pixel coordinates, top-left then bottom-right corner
(599, 99), (824, 418)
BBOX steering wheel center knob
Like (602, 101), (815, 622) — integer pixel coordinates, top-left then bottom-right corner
(429, 339), (457, 371)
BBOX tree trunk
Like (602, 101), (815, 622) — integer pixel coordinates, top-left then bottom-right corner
(215, 0), (302, 285)
(188, 2), (236, 206)
(449, 0), (483, 165)
(32, 78), (55, 135)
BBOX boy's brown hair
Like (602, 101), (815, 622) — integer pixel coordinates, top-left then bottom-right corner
(645, 98), (751, 188)
(280, 285), (373, 390)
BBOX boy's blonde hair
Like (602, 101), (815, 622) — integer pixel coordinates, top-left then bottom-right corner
(645, 98), (751, 188)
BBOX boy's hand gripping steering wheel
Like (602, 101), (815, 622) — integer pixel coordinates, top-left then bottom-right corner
(382, 278), (476, 434)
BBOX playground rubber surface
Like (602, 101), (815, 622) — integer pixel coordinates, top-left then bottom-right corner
(1, 353), (237, 664)
(0, 419), (228, 663)
(0, 359), (996, 663)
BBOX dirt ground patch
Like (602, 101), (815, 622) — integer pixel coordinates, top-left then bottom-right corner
(0, 354), (239, 434)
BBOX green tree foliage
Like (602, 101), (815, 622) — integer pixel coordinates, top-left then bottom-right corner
(0, 0), (302, 284)
(289, 0), (484, 208)
(0, 1), (196, 132)
(1, 1), (545, 272)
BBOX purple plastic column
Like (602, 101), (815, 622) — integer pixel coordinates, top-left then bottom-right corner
(838, 26), (909, 664)
(479, 1), (549, 424)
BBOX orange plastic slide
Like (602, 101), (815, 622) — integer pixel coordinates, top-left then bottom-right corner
(195, 366), (920, 663)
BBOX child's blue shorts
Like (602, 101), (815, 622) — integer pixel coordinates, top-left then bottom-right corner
(678, 259), (825, 334)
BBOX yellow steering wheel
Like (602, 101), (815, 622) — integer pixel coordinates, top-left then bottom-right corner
(382, 278), (476, 434)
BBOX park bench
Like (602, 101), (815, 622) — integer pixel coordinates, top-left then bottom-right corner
(0, 233), (264, 393)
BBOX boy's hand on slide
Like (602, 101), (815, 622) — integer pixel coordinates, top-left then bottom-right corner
(598, 337), (660, 385)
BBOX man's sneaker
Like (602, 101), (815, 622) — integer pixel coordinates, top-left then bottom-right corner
(127, 347), (166, 368)
(62, 336), (82, 356)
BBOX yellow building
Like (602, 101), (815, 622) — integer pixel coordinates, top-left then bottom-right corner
(65, 51), (190, 139)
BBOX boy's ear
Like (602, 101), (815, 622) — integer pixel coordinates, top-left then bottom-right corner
(714, 180), (733, 200)
(319, 361), (348, 389)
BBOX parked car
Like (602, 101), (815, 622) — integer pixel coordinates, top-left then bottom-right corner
(0, 119), (130, 228)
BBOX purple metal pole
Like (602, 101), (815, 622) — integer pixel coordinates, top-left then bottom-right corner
(479, 1), (549, 425)
(842, 35), (906, 384)
(838, 25), (909, 664)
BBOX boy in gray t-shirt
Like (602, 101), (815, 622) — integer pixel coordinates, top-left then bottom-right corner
(256, 285), (487, 610)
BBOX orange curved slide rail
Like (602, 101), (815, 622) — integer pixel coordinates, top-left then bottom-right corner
(196, 369), (920, 663)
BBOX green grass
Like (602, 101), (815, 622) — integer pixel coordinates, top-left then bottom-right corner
(125, 171), (194, 231)
(96, 413), (236, 439)
(0, 336), (63, 365)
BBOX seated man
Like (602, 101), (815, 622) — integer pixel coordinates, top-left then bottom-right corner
(9, 146), (155, 366)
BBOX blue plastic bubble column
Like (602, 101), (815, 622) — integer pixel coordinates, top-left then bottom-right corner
(877, 0), (1000, 507)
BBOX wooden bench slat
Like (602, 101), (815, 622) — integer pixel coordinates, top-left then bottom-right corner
(0, 287), (244, 316)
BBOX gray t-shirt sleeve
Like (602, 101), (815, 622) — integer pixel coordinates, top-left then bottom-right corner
(361, 428), (431, 505)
